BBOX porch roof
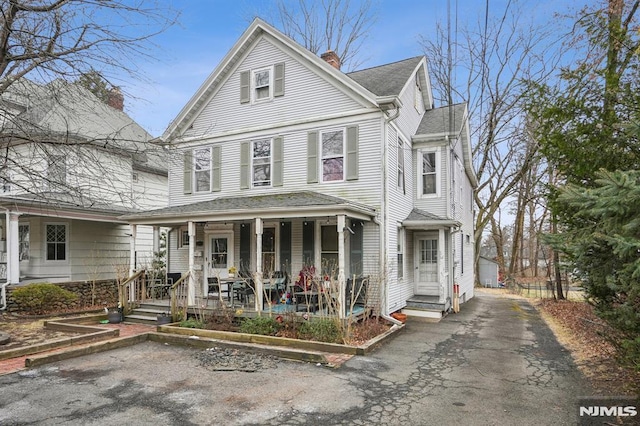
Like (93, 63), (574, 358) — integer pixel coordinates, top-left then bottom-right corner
(120, 191), (377, 225)
(0, 192), (135, 223)
(402, 208), (461, 229)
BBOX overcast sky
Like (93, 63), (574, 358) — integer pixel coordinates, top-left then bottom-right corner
(122, 0), (572, 137)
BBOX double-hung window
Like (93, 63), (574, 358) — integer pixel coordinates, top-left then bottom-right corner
(46, 224), (66, 261)
(420, 149), (440, 196)
(321, 129), (344, 182)
(48, 154), (66, 190)
(18, 224), (29, 261)
(397, 137), (405, 193)
(253, 67), (272, 101)
(321, 225), (339, 277)
(397, 227), (404, 280)
(252, 139), (272, 187)
(194, 147), (211, 192)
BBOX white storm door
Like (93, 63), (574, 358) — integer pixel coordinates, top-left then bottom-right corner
(415, 234), (439, 296)
(207, 233), (234, 280)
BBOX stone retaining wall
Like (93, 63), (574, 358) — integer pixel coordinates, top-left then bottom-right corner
(4, 280), (119, 314)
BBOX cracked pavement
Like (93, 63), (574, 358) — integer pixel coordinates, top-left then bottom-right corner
(0, 292), (592, 425)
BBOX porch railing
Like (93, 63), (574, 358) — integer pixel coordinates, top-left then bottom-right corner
(170, 271), (190, 323)
(118, 270), (146, 314)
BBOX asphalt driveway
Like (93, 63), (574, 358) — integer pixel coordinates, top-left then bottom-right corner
(0, 292), (594, 425)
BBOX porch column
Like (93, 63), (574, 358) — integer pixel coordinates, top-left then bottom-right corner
(6, 211), (20, 284)
(187, 221), (196, 305)
(128, 224), (137, 276)
(152, 226), (160, 255)
(337, 215), (346, 319)
(255, 218), (263, 312)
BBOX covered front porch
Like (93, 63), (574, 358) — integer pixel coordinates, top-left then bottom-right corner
(120, 192), (380, 320)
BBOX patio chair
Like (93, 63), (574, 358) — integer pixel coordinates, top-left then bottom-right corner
(345, 276), (368, 317)
(207, 277), (229, 301)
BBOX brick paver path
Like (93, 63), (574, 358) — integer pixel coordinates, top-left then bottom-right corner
(0, 322), (154, 376)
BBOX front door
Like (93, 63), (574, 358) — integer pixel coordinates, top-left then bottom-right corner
(207, 233), (234, 280)
(415, 234), (440, 296)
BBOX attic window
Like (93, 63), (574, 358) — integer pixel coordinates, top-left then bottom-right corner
(240, 63), (285, 104)
(254, 67), (271, 100)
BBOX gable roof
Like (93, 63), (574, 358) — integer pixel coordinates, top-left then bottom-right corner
(415, 102), (478, 188)
(121, 191), (376, 225)
(347, 56), (423, 97)
(1, 78), (166, 174)
(402, 208), (460, 228)
(416, 103), (467, 135)
(161, 18), (382, 142)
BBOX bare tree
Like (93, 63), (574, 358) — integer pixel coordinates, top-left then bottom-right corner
(259, 0), (376, 71)
(420, 2), (564, 283)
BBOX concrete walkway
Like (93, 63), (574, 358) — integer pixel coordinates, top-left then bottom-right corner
(0, 292), (595, 425)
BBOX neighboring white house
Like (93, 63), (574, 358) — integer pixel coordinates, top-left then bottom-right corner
(0, 78), (168, 285)
(122, 18), (477, 319)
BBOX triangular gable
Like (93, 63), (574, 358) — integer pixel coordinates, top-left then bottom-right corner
(161, 18), (380, 142)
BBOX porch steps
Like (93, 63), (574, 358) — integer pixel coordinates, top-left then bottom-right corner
(402, 296), (451, 321)
(125, 302), (171, 325)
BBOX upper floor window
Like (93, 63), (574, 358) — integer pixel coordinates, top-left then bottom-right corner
(193, 147), (211, 192)
(240, 63), (285, 104)
(419, 149), (440, 196)
(252, 139), (272, 187)
(321, 129), (344, 182)
(397, 137), (405, 193)
(46, 223), (66, 261)
(48, 154), (66, 190)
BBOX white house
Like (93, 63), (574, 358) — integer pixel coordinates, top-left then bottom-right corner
(122, 18), (477, 319)
(0, 78), (168, 286)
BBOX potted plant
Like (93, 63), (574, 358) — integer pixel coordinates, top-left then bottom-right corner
(228, 265), (237, 278)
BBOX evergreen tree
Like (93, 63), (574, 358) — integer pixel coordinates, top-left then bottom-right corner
(553, 168), (640, 367)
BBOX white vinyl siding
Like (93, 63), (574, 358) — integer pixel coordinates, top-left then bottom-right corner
(184, 37), (363, 139)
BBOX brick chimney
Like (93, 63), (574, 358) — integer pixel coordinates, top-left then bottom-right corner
(321, 50), (341, 70)
(107, 87), (124, 111)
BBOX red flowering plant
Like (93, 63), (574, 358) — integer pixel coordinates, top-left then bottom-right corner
(296, 265), (316, 290)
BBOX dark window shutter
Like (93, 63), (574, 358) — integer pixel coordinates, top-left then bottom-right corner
(346, 125), (359, 180)
(307, 131), (318, 183)
(279, 222), (291, 275)
(183, 150), (192, 194)
(273, 136), (283, 187)
(240, 142), (250, 189)
(211, 146), (221, 192)
(240, 223), (251, 274)
(274, 62), (285, 97)
(302, 221), (315, 266)
(350, 221), (364, 277)
(240, 70), (250, 104)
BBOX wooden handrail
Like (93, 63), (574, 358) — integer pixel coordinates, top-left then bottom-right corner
(118, 270), (146, 312)
(170, 271), (191, 322)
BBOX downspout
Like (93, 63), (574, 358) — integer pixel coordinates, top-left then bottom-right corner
(378, 100), (401, 317)
(449, 225), (462, 313)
